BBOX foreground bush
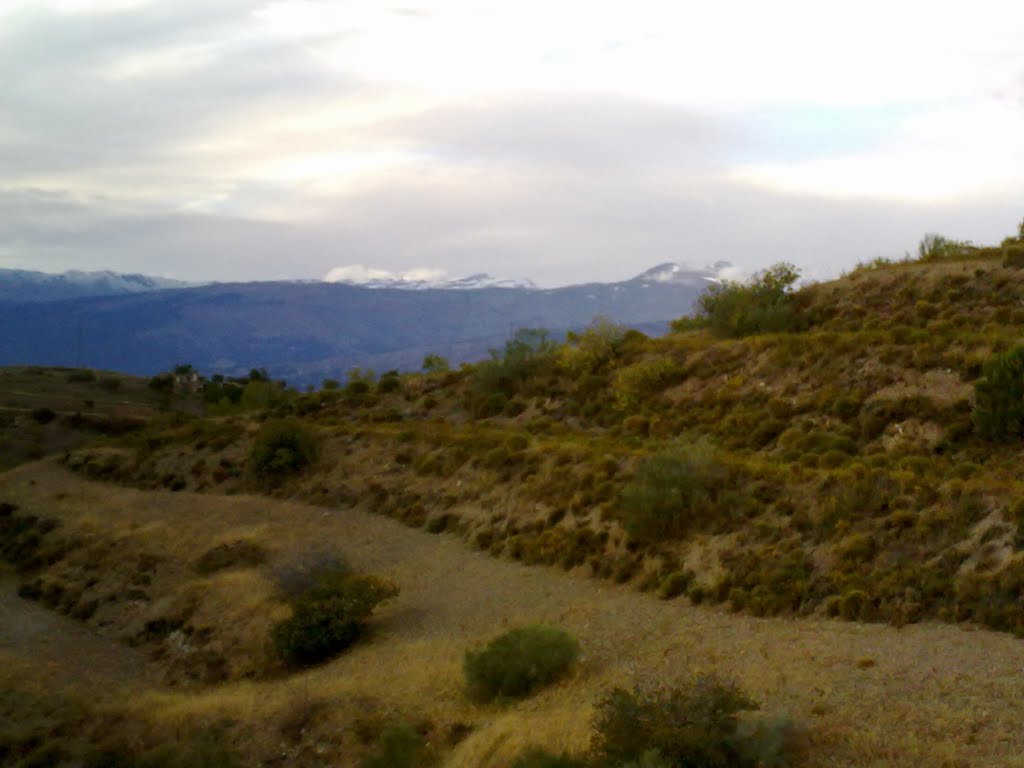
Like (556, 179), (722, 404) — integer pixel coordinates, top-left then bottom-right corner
(249, 419), (319, 480)
(591, 679), (779, 768)
(464, 625), (579, 702)
(272, 569), (398, 666)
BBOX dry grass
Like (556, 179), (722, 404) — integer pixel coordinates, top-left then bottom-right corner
(3, 461), (1024, 766)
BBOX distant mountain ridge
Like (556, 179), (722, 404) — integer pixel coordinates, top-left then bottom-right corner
(0, 262), (722, 383)
(0, 268), (196, 304)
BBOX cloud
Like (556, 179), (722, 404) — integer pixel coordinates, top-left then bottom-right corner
(383, 94), (737, 173)
(0, 0), (1022, 289)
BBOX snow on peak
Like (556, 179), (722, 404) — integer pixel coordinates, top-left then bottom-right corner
(632, 261), (730, 285)
(323, 265), (537, 290)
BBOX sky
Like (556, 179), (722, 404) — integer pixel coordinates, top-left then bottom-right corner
(0, 0), (1022, 287)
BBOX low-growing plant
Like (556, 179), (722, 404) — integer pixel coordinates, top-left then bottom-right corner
(249, 419), (319, 480)
(272, 568), (398, 666)
(590, 679), (762, 768)
(464, 625), (580, 702)
(973, 345), (1024, 441)
(619, 439), (750, 542)
(362, 722), (435, 768)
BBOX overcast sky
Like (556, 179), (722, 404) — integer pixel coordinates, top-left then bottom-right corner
(1, 0), (1022, 286)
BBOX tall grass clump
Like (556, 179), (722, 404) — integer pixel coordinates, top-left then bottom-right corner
(464, 625), (579, 702)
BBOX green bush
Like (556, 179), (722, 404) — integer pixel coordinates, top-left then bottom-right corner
(692, 263), (803, 338)
(471, 328), (558, 401)
(619, 439), (748, 542)
(916, 233), (975, 262)
(612, 357), (683, 409)
(362, 722), (435, 768)
(591, 680), (762, 768)
(272, 572), (398, 666)
(973, 345), (1024, 441)
(464, 625), (579, 702)
(249, 419), (319, 479)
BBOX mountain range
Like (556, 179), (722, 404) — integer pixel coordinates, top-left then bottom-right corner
(0, 263), (720, 384)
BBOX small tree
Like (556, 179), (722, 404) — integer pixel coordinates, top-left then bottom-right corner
(973, 346), (1024, 441)
(694, 263), (801, 338)
(422, 354), (450, 373)
(917, 233), (974, 261)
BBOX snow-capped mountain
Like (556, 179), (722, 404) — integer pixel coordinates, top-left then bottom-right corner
(323, 262), (728, 291)
(0, 261), (723, 383)
(322, 265), (537, 290)
(0, 268), (196, 304)
(631, 261), (731, 285)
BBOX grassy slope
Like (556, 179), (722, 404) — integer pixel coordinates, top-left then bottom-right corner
(4, 462), (1024, 767)
(65, 246), (1024, 636)
(0, 366), (178, 472)
(8, 239), (1024, 765)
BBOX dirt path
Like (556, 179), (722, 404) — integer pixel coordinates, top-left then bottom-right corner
(0, 572), (161, 693)
(2, 462), (1024, 767)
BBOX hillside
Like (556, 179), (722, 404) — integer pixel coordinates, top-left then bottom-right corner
(0, 265), (714, 385)
(5, 223), (1024, 765)
(60, 224), (1024, 634)
(0, 268), (194, 304)
(4, 463), (1024, 767)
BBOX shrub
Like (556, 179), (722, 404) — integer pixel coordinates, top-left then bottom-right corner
(30, 407), (56, 425)
(916, 233), (974, 262)
(612, 357), (683, 409)
(249, 419), (319, 479)
(471, 328), (558, 401)
(422, 354), (450, 373)
(560, 316), (628, 377)
(973, 345), (1024, 441)
(658, 570), (695, 600)
(362, 722), (435, 768)
(692, 263), (803, 338)
(1003, 247), (1024, 272)
(464, 625), (579, 702)
(272, 572), (398, 666)
(591, 679), (761, 768)
(619, 439), (749, 542)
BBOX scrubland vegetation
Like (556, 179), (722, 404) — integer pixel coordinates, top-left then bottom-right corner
(4, 221), (1024, 765)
